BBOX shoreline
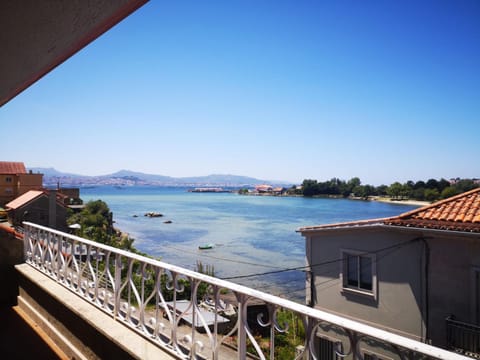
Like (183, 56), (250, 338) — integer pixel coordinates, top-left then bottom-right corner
(370, 196), (430, 207)
(239, 192), (430, 207)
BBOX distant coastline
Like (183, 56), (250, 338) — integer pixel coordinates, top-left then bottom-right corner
(188, 187), (232, 193)
(371, 197), (430, 207)
(239, 191), (430, 207)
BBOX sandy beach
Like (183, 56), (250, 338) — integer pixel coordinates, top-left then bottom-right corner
(371, 196), (430, 207)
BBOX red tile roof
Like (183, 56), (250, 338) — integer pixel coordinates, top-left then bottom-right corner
(5, 190), (44, 210)
(298, 217), (388, 232)
(0, 161), (26, 174)
(5, 190), (68, 210)
(385, 187), (480, 233)
(298, 187), (480, 234)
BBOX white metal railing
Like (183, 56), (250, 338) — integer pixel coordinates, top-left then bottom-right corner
(23, 222), (468, 360)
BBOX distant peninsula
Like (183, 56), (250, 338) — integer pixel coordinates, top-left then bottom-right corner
(29, 168), (292, 188)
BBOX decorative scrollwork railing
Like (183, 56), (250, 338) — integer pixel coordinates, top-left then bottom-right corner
(23, 222), (468, 360)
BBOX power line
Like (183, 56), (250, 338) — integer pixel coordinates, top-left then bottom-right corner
(220, 237), (423, 281)
(163, 243), (286, 270)
(257, 270), (341, 298)
(254, 237), (426, 298)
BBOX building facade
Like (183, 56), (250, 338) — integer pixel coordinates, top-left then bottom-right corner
(298, 188), (480, 359)
(0, 162), (43, 206)
(5, 190), (68, 232)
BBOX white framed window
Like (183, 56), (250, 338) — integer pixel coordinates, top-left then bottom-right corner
(341, 249), (377, 298)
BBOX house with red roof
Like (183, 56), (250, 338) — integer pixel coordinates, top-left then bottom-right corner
(255, 184), (273, 193)
(0, 161), (43, 206)
(298, 187), (480, 359)
(5, 190), (68, 231)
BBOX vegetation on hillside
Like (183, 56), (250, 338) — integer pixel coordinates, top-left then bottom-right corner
(67, 199), (139, 252)
(289, 177), (479, 202)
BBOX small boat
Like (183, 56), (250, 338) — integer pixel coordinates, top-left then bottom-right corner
(198, 243), (214, 250)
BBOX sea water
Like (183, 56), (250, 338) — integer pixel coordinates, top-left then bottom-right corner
(81, 186), (417, 301)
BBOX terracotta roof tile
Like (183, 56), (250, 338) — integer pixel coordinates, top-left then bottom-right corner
(385, 187), (480, 233)
(5, 190), (44, 210)
(5, 190), (67, 211)
(0, 161), (26, 174)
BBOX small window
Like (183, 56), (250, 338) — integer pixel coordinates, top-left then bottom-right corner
(4, 187), (13, 194)
(5, 177), (12, 183)
(341, 250), (376, 297)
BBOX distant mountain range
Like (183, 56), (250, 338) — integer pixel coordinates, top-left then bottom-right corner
(29, 168), (291, 187)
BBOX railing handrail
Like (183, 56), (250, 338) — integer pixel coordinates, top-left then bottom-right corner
(23, 222), (470, 360)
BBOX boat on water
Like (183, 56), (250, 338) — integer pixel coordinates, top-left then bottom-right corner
(198, 243), (214, 250)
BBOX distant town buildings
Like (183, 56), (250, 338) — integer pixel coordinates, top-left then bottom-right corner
(450, 177), (480, 185)
(254, 184), (286, 195)
(0, 161), (43, 206)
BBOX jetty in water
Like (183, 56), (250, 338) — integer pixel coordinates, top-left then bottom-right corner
(189, 187), (231, 193)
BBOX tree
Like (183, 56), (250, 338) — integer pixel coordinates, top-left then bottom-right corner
(414, 180), (426, 189)
(348, 177), (361, 188)
(302, 179), (319, 197)
(438, 178), (451, 192)
(424, 188), (440, 201)
(387, 182), (405, 199)
(326, 178), (341, 195)
(353, 185), (375, 200)
(346, 177), (361, 195)
(68, 200), (138, 252)
(364, 185), (376, 198)
(376, 185), (388, 196)
(441, 186), (460, 199)
(425, 179), (439, 189)
(412, 187), (426, 201)
(454, 179), (477, 192)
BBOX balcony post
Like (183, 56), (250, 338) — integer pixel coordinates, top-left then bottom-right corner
(113, 252), (122, 320)
(23, 224), (29, 261)
(237, 293), (247, 359)
(56, 234), (62, 280)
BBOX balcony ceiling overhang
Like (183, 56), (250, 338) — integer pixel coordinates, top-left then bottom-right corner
(0, 0), (148, 107)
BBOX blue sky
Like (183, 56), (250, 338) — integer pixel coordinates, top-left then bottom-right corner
(1, 1), (479, 185)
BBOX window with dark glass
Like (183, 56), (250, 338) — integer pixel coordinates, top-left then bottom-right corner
(344, 252), (374, 292)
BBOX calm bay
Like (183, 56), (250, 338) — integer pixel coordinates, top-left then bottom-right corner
(81, 186), (417, 301)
